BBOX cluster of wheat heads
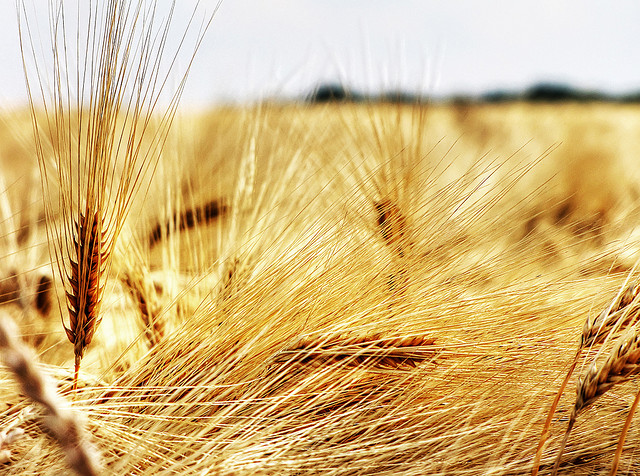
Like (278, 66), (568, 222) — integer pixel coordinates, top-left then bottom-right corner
(17, 0), (214, 389)
(530, 280), (640, 476)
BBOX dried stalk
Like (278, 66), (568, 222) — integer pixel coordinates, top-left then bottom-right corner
(610, 388), (640, 476)
(0, 312), (101, 475)
(531, 353), (578, 476)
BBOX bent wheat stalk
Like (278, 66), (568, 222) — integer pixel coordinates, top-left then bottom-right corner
(19, 0), (214, 388)
(0, 312), (101, 475)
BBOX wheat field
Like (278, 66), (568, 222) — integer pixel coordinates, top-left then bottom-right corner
(3, 3), (640, 475)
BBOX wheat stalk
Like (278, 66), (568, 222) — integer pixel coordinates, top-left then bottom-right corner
(0, 312), (101, 475)
(610, 387), (640, 475)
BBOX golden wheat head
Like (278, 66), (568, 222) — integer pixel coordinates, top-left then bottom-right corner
(18, 0), (214, 387)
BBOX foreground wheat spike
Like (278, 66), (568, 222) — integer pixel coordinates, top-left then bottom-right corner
(19, 0), (213, 387)
(0, 312), (101, 475)
(64, 211), (106, 389)
(532, 282), (640, 476)
(551, 328), (640, 475)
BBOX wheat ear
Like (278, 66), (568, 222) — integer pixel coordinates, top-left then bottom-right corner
(374, 199), (409, 258)
(532, 283), (639, 476)
(0, 312), (101, 475)
(580, 284), (640, 349)
(551, 329), (640, 475)
(273, 335), (438, 370)
(148, 198), (228, 247)
(121, 265), (163, 348)
(574, 333), (640, 415)
(64, 211), (106, 390)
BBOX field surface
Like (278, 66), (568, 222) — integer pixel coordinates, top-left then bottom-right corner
(2, 102), (640, 474)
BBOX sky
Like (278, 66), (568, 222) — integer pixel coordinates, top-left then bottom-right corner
(2, 1), (640, 108)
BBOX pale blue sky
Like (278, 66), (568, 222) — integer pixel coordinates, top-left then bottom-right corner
(2, 1), (640, 108)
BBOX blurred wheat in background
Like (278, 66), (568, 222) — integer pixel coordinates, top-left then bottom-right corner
(1, 1), (640, 475)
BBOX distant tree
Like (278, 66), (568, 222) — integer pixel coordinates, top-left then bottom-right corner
(307, 83), (352, 103)
(480, 90), (519, 103)
(524, 83), (603, 102)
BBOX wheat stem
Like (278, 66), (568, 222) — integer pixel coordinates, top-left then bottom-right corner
(551, 413), (575, 476)
(532, 352), (579, 476)
(610, 388), (640, 476)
